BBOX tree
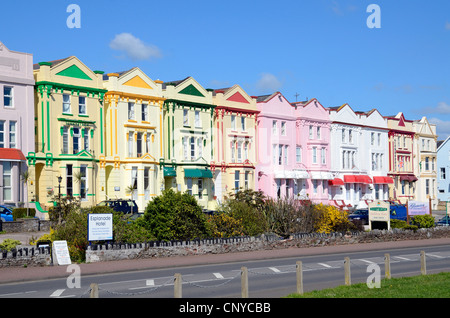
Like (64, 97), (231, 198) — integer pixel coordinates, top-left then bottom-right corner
(140, 189), (212, 241)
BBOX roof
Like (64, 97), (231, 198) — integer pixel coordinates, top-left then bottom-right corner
(33, 57), (72, 70)
(0, 148), (26, 161)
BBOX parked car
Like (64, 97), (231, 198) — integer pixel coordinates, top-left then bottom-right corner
(348, 209), (369, 225)
(96, 199), (139, 215)
(436, 215), (450, 226)
(0, 205), (14, 222)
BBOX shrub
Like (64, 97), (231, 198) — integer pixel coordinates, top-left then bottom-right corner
(141, 189), (211, 241)
(12, 208), (35, 219)
(220, 199), (267, 236)
(207, 212), (244, 238)
(0, 239), (22, 251)
(411, 215), (435, 228)
(314, 204), (355, 233)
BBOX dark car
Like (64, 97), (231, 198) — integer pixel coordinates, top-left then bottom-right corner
(0, 205), (14, 222)
(436, 215), (450, 226)
(348, 209), (369, 225)
(97, 199), (139, 215)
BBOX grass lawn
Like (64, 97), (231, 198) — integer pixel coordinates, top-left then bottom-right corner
(286, 272), (450, 298)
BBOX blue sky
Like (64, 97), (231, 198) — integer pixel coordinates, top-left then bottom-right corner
(2, 0), (450, 139)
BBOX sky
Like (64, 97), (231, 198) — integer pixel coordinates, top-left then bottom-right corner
(1, 0), (450, 139)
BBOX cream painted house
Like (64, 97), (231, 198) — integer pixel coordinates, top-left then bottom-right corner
(101, 68), (165, 212)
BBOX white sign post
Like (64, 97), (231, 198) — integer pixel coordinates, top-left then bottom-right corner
(88, 213), (113, 241)
(52, 240), (71, 265)
(368, 200), (390, 231)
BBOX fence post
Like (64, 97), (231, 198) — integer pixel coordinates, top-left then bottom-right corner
(90, 283), (99, 298)
(384, 253), (391, 279)
(420, 251), (427, 275)
(296, 261), (303, 295)
(241, 267), (248, 298)
(344, 257), (351, 286)
(174, 273), (182, 298)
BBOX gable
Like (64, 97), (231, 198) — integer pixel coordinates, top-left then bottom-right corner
(179, 84), (204, 97)
(398, 116), (405, 127)
(56, 64), (92, 80)
(227, 91), (250, 104)
(123, 75), (153, 89)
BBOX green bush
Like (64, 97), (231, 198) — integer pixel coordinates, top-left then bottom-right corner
(12, 208), (35, 219)
(411, 215), (435, 228)
(140, 189), (211, 241)
(0, 239), (22, 251)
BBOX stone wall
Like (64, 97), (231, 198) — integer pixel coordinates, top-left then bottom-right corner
(1, 219), (50, 233)
(85, 227), (450, 263)
(0, 246), (52, 267)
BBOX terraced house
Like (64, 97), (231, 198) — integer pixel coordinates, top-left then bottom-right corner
(101, 68), (165, 212)
(161, 77), (215, 210)
(212, 85), (259, 203)
(30, 56), (106, 209)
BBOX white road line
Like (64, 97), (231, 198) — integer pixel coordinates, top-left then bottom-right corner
(394, 256), (411, 261)
(318, 263), (333, 268)
(213, 273), (224, 279)
(146, 279), (155, 286)
(359, 259), (375, 264)
(50, 289), (65, 297)
(269, 267), (281, 273)
(427, 254), (444, 259)
(0, 291), (37, 297)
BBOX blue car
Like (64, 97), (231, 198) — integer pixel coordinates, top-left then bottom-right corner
(0, 205), (14, 222)
(436, 215), (450, 226)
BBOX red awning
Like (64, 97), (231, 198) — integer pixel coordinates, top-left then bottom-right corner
(0, 148), (26, 161)
(329, 178), (344, 186)
(373, 176), (394, 184)
(344, 175), (372, 184)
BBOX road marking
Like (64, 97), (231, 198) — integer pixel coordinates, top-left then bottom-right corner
(50, 289), (65, 297)
(269, 267), (281, 273)
(213, 273), (224, 279)
(427, 253), (444, 259)
(394, 256), (410, 261)
(318, 263), (333, 268)
(359, 259), (375, 264)
(146, 279), (155, 286)
(0, 291), (36, 297)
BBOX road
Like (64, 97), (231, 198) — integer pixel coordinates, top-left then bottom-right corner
(0, 243), (449, 298)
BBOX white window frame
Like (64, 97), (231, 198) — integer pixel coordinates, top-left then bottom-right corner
(296, 146), (301, 163)
(9, 121), (16, 148)
(78, 96), (86, 115)
(231, 115), (236, 130)
(80, 165), (88, 201)
(83, 128), (89, 151)
(183, 109), (189, 126)
(0, 121), (4, 148)
(63, 94), (71, 114)
(73, 127), (81, 154)
(281, 121), (286, 135)
(142, 104), (148, 122)
(195, 110), (201, 128)
(3, 86), (13, 107)
(128, 102), (135, 120)
(62, 126), (69, 154)
(2, 162), (11, 201)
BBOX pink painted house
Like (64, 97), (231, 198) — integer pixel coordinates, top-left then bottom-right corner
(256, 92), (306, 200)
(292, 99), (332, 204)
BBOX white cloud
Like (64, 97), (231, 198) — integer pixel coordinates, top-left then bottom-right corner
(255, 73), (282, 93)
(109, 33), (162, 61)
(421, 102), (450, 115)
(428, 117), (450, 140)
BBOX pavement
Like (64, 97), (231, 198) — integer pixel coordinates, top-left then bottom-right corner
(0, 233), (449, 285)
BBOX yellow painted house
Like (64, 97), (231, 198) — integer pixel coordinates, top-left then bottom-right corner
(101, 68), (165, 212)
(212, 85), (259, 203)
(162, 77), (216, 210)
(30, 56), (107, 209)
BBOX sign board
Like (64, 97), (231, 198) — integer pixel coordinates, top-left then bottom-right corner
(88, 213), (113, 241)
(52, 240), (71, 265)
(407, 201), (430, 216)
(368, 200), (390, 230)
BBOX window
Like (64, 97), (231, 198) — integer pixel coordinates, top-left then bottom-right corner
(128, 131), (133, 157)
(183, 137), (188, 160)
(62, 126), (69, 154)
(231, 115), (236, 130)
(316, 126), (321, 139)
(425, 157), (429, 171)
(272, 144), (277, 164)
(128, 103), (135, 120)
(231, 140), (236, 163)
(187, 178), (193, 196)
(349, 129), (353, 144)
(284, 145), (288, 165)
(371, 132), (375, 146)
(0, 121), (4, 148)
(83, 128), (89, 151)
(309, 125), (313, 139)
(312, 147), (317, 164)
(190, 137), (195, 160)
(79, 96), (86, 115)
(426, 179), (430, 196)
(63, 94), (71, 113)
(197, 138), (203, 159)
(183, 109), (189, 126)
(244, 142), (248, 160)
(244, 171), (249, 190)
(234, 170), (240, 193)
(276, 179), (281, 198)
(278, 145), (283, 165)
(321, 147), (326, 165)
(137, 132), (143, 157)
(241, 116), (246, 131)
(142, 104), (148, 122)
(441, 167), (446, 180)
(378, 133), (381, 146)
(272, 121), (277, 135)
(296, 146), (302, 163)
(195, 111), (201, 128)
(3, 86), (13, 107)
(198, 179), (203, 199)
(80, 165), (87, 201)
(131, 167), (138, 200)
(281, 121), (286, 135)
(342, 129), (345, 142)
(144, 167), (150, 200)
(286, 179), (290, 198)
(2, 162), (11, 201)
(313, 180), (318, 194)
(237, 141), (242, 162)
(73, 127), (80, 154)
(9, 121), (16, 148)
(66, 164), (73, 196)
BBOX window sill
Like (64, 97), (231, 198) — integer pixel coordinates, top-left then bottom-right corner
(62, 113), (73, 116)
(79, 114), (89, 117)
